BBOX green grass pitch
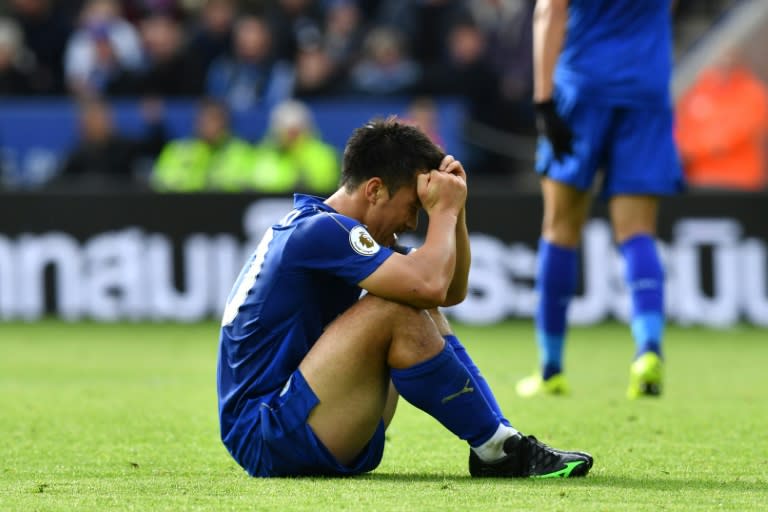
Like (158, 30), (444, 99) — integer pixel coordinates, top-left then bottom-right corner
(1, 320), (767, 511)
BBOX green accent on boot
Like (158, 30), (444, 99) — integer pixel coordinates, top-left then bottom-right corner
(533, 460), (587, 479)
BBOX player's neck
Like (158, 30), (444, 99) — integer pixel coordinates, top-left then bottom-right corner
(325, 188), (368, 223)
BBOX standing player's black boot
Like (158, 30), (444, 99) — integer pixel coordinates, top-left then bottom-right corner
(469, 433), (593, 478)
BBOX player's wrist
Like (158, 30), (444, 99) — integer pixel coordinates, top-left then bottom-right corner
(426, 206), (461, 221)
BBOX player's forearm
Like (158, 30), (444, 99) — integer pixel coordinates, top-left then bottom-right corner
(444, 208), (470, 306)
(533, 0), (568, 102)
(411, 211), (458, 306)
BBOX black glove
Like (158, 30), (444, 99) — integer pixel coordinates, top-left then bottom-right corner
(535, 99), (573, 161)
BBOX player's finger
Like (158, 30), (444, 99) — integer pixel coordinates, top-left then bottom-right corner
(443, 160), (464, 175)
(439, 154), (455, 171)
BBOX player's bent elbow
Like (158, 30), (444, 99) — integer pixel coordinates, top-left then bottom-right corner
(441, 288), (468, 308)
(413, 280), (450, 310)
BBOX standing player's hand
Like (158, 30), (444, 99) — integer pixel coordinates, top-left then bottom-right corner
(535, 99), (573, 161)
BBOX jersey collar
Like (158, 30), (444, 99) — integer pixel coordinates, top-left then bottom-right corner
(293, 193), (337, 213)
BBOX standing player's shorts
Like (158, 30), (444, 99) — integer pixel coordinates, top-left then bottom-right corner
(536, 95), (684, 198)
(227, 368), (386, 477)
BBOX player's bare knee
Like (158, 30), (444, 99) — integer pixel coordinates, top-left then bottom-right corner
(387, 308), (445, 369)
(358, 294), (422, 320)
(426, 308), (452, 336)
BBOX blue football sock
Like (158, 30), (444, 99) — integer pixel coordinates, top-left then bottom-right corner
(444, 334), (511, 427)
(391, 342), (500, 447)
(536, 239), (578, 379)
(620, 234), (665, 358)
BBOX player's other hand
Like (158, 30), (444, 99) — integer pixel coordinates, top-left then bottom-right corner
(417, 170), (467, 217)
(438, 154), (467, 183)
(535, 99), (573, 161)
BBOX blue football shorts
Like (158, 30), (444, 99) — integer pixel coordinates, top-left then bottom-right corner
(233, 368), (386, 477)
(536, 97), (684, 198)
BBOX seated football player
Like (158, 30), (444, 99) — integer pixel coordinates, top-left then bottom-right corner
(217, 117), (594, 478)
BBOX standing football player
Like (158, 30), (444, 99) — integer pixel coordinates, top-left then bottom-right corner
(516, 0), (684, 398)
(218, 117), (593, 478)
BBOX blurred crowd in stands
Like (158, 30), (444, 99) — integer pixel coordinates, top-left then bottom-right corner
(0, 0), (534, 103)
(0, 0), (540, 192)
(0, 0), (765, 192)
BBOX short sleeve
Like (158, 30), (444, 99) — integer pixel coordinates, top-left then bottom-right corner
(286, 212), (393, 285)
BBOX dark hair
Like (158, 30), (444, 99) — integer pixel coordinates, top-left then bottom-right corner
(340, 116), (445, 194)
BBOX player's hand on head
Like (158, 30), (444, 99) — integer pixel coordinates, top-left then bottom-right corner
(535, 99), (573, 161)
(417, 169), (467, 216)
(438, 154), (467, 183)
(416, 172), (438, 213)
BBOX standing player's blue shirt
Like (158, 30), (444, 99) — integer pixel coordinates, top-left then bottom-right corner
(555, 0), (673, 107)
(217, 194), (393, 461)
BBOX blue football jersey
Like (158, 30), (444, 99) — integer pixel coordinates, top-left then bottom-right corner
(217, 194), (393, 440)
(555, 0), (673, 106)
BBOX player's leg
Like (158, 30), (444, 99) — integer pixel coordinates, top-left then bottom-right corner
(425, 308), (593, 477)
(610, 195), (664, 357)
(300, 294), (508, 465)
(382, 380), (399, 429)
(300, 295), (592, 478)
(517, 179), (589, 396)
(539, 177), (592, 377)
(604, 106), (683, 398)
(518, 100), (611, 397)
(610, 195), (665, 397)
(426, 308), (509, 426)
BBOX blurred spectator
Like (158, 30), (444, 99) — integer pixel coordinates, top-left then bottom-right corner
(186, 0), (235, 73)
(151, 98), (254, 191)
(349, 27), (421, 96)
(288, 0), (365, 98)
(0, 17), (34, 95)
(468, 0), (534, 114)
(119, 0), (185, 24)
(374, 0), (463, 65)
(64, 0), (143, 96)
(108, 12), (205, 96)
(675, 50), (768, 191)
(404, 96), (443, 147)
(49, 97), (166, 191)
(323, 0), (365, 72)
(249, 99), (338, 194)
(9, 0), (75, 94)
(292, 38), (344, 98)
(265, 0), (326, 63)
(205, 14), (292, 112)
(421, 21), (502, 170)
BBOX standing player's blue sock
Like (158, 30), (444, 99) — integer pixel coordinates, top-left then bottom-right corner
(444, 334), (511, 427)
(620, 234), (665, 358)
(536, 239), (578, 379)
(390, 342), (504, 449)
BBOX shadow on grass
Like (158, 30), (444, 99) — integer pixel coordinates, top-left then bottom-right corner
(360, 472), (767, 493)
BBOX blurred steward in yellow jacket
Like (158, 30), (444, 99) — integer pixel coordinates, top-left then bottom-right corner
(152, 98), (254, 192)
(249, 100), (339, 195)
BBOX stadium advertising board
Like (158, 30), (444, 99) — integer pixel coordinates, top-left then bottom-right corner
(0, 193), (766, 327)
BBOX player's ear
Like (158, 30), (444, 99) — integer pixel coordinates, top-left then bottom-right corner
(364, 178), (385, 205)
